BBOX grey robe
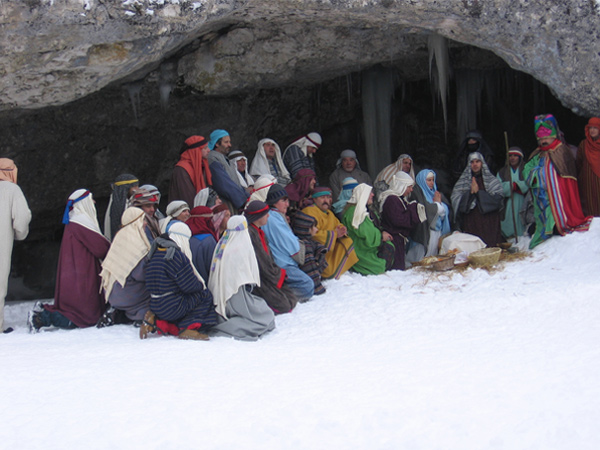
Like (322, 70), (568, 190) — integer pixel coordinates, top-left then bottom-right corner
(210, 286), (275, 341)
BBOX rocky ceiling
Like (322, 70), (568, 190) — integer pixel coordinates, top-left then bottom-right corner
(1, 0), (599, 116)
(4, 0), (600, 298)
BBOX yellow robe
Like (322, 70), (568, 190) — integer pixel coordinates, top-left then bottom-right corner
(301, 205), (358, 279)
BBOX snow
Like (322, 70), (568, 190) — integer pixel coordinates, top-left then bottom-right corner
(2, 221), (600, 448)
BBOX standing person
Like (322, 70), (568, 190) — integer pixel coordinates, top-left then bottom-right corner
(244, 201), (299, 313)
(375, 154), (416, 188)
(409, 169), (452, 260)
(228, 150), (255, 189)
(206, 129), (249, 209)
(104, 173), (138, 241)
(283, 132), (322, 179)
(98, 207), (152, 327)
(380, 172), (425, 270)
(249, 138), (291, 186)
(451, 152), (504, 247)
(301, 187), (358, 279)
(576, 117), (600, 217)
(523, 114), (592, 248)
(29, 190), (110, 332)
(0, 158), (31, 333)
(496, 148), (529, 240)
(342, 183), (393, 276)
(453, 130), (496, 180)
(142, 222), (218, 340)
(168, 135), (212, 208)
(328, 149), (372, 201)
(209, 215), (276, 341)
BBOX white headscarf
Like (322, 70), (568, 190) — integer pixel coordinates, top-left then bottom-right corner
(249, 138), (290, 179)
(285, 132), (322, 158)
(100, 207), (151, 300)
(193, 187), (210, 208)
(228, 150), (255, 188)
(347, 183), (372, 229)
(208, 215), (260, 319)
(378, 171), (414, 212)
(248, 175), (276, 203)
(167, 221), (206, 287)
(67, 189), (103, 235)
(160, 201), (190, 233)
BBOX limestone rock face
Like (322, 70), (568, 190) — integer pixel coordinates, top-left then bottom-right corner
(1, 0), (600, 116)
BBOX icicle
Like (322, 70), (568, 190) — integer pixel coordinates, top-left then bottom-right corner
(125, 81), (143, 124)
(428, 34), (451, 136)
(362, 66), (395, 178)
(158, 62), (178, 111)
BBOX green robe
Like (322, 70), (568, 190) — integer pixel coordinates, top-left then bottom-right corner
(496, 169), (528, 239)
(341, 205), (386, 275)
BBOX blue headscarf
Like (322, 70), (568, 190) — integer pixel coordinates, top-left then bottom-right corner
(208, 129), (230, 150)
(415, 169), (450, 234)
(332, 177), (358, 214)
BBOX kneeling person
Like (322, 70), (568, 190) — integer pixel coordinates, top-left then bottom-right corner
(301, 187), (358, 279)
(342, 184), (394, 275)
(142, 222), (218, 340)
(244, 201), (299, 314)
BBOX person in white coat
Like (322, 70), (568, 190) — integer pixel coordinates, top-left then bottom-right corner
(0, 158), (31, 333)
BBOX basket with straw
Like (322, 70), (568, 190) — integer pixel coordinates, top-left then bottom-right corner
(430, 254), (456, 271)
(468, 247), (502, 267)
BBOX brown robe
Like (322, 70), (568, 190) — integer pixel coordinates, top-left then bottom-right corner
(248, 224), (298, 314)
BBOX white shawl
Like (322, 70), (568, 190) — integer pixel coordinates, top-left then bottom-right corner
(167, 221), (206, 287)
(348, 183), (372, 229)
(208, 215), (261, 319)
(249, 138), (290, 180)
(100, 207), (151, 300)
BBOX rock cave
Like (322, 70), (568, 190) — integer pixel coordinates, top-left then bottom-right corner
(2, 0), (599, 298)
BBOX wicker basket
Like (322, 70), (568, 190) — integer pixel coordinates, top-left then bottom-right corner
(468, 247), (502, 267)
(430, 254), (456, 271)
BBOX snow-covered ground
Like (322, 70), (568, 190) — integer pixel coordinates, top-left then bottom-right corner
(2, 221), (600, 449)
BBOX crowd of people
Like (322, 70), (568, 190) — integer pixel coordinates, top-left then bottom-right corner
(1, 113), (598, 337)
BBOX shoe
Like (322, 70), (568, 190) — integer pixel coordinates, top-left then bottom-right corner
(28, 310), (44, 334)
(178, 329), (210, 341)
(139, 310), (156, 340)
(96, 307), (115, 328)
(3, 327), (14, 334)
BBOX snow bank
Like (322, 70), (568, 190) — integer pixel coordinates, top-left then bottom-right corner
(2, 220), (600, 448)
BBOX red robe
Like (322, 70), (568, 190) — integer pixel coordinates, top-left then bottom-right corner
(45, 222), (110, 327)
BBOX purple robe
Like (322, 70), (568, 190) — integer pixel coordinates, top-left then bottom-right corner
(381, 195), (420, 270)
(45, 222), (110, 327)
